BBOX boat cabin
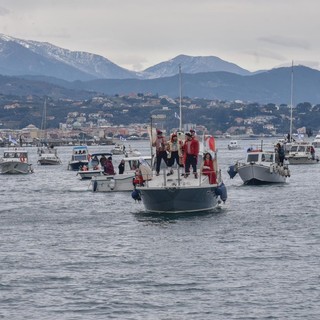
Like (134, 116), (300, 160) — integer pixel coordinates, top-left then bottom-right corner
(4, 151), (28, 160)
(71, 146), (89, 161)
(228, 140), (239, 150)
(246, 151), (275, 164)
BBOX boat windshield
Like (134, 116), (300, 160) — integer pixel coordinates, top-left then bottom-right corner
(247, 154), (259, 162)
(261, 153), (274, 162)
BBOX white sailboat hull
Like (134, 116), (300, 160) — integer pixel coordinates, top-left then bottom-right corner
(237, 163), (287, 185)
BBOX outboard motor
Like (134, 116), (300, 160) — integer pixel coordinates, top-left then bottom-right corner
(227, 165), (237, 179)
(215, 183), (227, 203)
(131, 189), (142, 202)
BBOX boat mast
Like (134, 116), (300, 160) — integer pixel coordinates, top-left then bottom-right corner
(289, 61), (294, 142)
(179, 64), (182, 131)
(41, 98), (47, 144)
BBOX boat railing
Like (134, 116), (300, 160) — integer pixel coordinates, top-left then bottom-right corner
(142, 166), (219, 188)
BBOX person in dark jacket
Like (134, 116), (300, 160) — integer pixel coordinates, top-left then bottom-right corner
(104, 157), (116, 175)
(118, 159), (125, 174)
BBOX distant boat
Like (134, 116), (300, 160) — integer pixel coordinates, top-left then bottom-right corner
(0, 148), (34, 174)
(227, 140), (240, 150)
(68, 146), (90, 171)
(37, 99), (62, 165)
(312, 132), (320, 148)
(38, 145), (62, 165)
(111, 143), (126, 155)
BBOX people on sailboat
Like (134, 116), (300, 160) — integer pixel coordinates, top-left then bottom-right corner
(201, 152), (217, 184)
(153, 129), (168, 176)
(166, 133), (183, 176)
(183, 132), (200, 178)
(103, 157), (116, 175)
(118, 159), (125, 174)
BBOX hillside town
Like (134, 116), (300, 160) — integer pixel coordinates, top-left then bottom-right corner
(0, 92), (318, 146)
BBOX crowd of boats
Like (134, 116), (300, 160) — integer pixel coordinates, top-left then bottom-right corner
(1, 130), (319, 214)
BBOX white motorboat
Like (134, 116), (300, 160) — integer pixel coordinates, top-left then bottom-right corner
(77, 152), (112, 180)
(312, 133), (320, 148)
(228, 140), (240, 150)
(91, 156), (152, 192)
(228, 149), (290, 185)
(111, 143), (126, 155)
(0, 149), (34, 174)
(125, 145), (141, 157)
(38, 145), (61, 165)
(286, 141), (319, 165)
(68, 146), (90, 171)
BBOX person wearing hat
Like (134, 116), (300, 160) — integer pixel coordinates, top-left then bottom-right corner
(103, 156), (116, 175)
(166, 133), (183, 175)
(183, 131), (200, 178)
(152, 129), (168, 176)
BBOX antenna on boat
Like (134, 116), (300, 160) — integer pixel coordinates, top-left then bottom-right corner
(289, 61), (294, 142)
(179, 64), (182, 131)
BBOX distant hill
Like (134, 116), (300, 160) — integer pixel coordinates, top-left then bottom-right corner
(143, 54), (251, 78)
(4, 65), (320, 104)
(1, 34), (320, 104)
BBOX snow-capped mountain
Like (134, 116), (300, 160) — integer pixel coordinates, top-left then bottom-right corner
(0, 34), (139, 80)
(143, 54), (251, 78)
(0, 34), (251, 81)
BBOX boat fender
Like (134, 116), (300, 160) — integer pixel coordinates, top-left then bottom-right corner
(227, 165), (237, 179)
(131, 189), (141, 202)
(20, 156), (26, 162)
(108, 179), (116, 190)
(269, 165), (273, 173)
(215, 183), (227, 203)
(93, 180), (98, 192)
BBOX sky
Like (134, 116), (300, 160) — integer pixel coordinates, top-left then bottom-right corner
(1, 0), (320, 72)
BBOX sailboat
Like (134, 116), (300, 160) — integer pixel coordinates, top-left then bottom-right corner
(134, 66), (227, 213)
(37, 99), (62, 165)
(284, 63), (319, 165)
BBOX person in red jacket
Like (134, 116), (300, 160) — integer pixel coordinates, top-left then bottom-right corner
(183, 132), (200, 178)
(201, 152), (217, 184)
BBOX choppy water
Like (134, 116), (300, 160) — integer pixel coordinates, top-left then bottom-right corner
(1, 139), (319, 320)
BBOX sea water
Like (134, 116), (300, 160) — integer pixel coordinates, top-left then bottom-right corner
(0, 139), (319, 320)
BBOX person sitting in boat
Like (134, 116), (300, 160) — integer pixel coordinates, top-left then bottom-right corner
(133, 168), (144, 186)
(166, 133), (183, 176)
(100, 155), (107, 167)
(183, 132), (200, 178)
(201, 152), (217, 184)
(81, 164), (88, 171)
(153, 129), (168, 176)
(103, 157), (116, 175)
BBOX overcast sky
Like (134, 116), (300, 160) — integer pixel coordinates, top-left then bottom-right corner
(1, 0), (319, 72)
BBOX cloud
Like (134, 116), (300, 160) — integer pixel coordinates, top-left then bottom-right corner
(0, 6), (10, 16)
(259, 36), (310, 50)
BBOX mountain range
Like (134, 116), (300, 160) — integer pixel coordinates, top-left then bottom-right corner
(1, 34), (320, 104)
